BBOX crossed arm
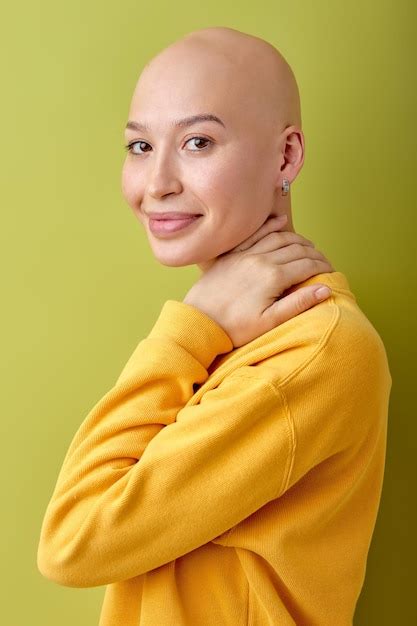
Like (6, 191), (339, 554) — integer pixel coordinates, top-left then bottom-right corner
(37, 296), (373, 589)
(37, 300), (296, 587)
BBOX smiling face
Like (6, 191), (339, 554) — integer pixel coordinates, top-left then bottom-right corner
(121, 27), (303, 270)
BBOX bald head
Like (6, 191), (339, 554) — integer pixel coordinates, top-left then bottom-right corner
(140, 26), (301, 133)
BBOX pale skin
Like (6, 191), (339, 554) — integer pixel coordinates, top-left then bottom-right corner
(122, 26), (334, 347)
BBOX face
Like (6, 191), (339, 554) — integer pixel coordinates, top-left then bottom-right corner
(121, 42), (284, 269)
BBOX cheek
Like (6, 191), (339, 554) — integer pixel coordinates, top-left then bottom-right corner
(201, 154), (273, 252)
(204, 154), (267, 226)
(198, 156), (254, 211)
(121, 164), (141, 208)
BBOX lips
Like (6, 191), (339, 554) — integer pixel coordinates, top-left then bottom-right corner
(148, 214), (202, 235)
(148, 212), (202, 220)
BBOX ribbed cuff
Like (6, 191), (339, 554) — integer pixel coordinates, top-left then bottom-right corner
(147, 300), (234, 370)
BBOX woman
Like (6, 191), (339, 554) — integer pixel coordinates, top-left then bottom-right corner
(37, 26), (392, 626)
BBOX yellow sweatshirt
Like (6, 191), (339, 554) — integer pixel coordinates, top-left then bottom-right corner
(37, 271), (392, 626)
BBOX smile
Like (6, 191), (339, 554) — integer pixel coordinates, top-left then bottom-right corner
(148, 215), (203, 236)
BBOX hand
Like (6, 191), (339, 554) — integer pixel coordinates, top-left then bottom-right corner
(183, 214), (335, 348)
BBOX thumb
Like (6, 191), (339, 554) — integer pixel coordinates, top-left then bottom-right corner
(262, 284), (332, 328)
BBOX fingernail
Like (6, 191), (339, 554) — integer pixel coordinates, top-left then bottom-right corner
(315, 286), (331, 300)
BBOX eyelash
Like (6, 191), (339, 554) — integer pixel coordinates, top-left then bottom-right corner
(124, 136), (213, 154)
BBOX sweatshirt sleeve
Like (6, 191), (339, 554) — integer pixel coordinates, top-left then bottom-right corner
(37, 300), (293, 588)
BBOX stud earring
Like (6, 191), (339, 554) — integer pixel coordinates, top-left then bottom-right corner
(281, 178), (290, 196)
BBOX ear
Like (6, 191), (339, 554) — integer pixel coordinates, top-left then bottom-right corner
(277, 125), (305, 185)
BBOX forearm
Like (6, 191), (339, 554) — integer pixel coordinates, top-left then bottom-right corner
(37, 299), (233, 587)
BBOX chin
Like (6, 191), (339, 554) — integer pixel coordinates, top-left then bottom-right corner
(152, 244), (220, 268)
(150, 247), (200, 268)
(157, 257), (194, 268)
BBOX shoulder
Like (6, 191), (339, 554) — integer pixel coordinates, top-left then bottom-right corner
(232, 285), (392, 464)
(240, 286), (392, 396)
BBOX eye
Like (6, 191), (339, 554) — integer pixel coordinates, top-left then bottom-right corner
(185, 136), (212, 151)
(124, 136), (212, 155)
(124, 140), (152, 155)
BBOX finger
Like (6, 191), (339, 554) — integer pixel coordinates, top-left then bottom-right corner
(231, 214), (288, 253)
(262, 244), (330, 266)
(244, 230), (315, 255)
(261, 284), (332, 329)
(266, 258), (334, 294)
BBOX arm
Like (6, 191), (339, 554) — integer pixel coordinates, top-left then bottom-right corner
(37, 299), (293, 588)
(37, 291), (391, 590)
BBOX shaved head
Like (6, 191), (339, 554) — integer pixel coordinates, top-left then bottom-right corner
(122, 26), (305, 269)
(141, 26), (301, 135)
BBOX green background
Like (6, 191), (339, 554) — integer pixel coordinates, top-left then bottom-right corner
(1, 1), (415, 624)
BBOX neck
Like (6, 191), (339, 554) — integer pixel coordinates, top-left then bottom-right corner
(197, 204), (295, 274)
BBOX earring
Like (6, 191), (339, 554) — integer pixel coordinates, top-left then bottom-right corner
(282, 178), (290, 196)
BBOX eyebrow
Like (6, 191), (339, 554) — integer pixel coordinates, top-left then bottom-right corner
(125, 113), (226, 133)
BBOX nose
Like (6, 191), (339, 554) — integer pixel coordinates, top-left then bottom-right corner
(146, 150), (182, 199)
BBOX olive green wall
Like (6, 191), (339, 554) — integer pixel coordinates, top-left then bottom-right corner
(1, 1), (415, 624)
